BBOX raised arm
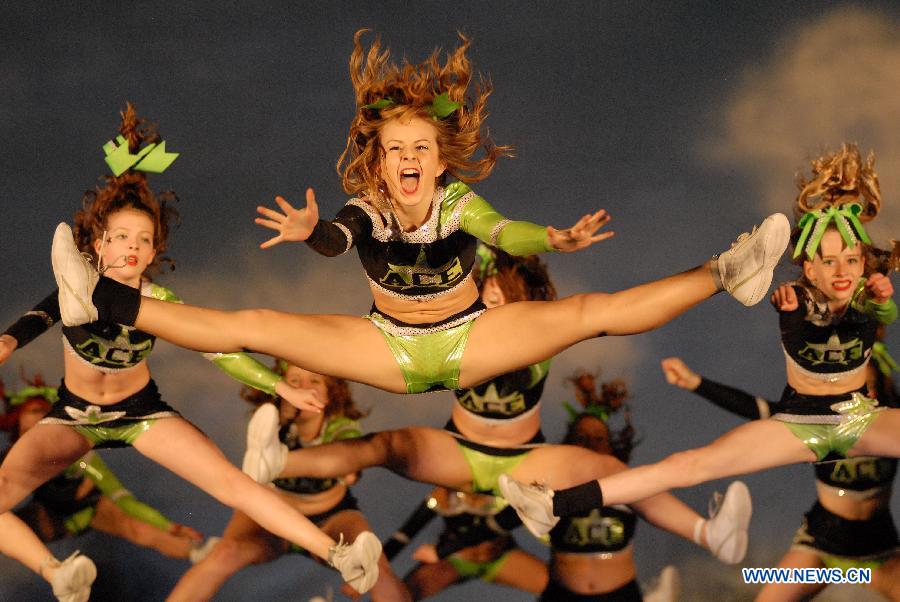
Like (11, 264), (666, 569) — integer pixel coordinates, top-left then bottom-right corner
(454, 184), (612, 255)
(661, 357), (774, 420)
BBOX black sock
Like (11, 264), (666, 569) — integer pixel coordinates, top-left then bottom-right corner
(92, 276), (141, 325)
(552, 481), (604, 517)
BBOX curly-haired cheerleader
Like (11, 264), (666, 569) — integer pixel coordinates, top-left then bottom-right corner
(169, 360), (409, 601)
(500, 145), (898, 543)
(662, 349), (899, 601)
(0, 106), (380, 594)
(50, 30), (789, 421)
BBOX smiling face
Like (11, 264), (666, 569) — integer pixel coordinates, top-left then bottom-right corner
(803, 227), (865, 307)
(93, 208), (156, 287)
(378, 116), (446, 218)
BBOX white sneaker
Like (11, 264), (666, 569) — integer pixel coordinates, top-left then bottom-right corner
(242, 403), (287, 484)
(643, 565), (681, 602)
(497, 474), (559, 538)
(705, 481), (752, 564)
(189, 536), (221, 564)
(328, 532), (381, 594)
(52, 223), (99, 326)
(716, 213), (790, 306)
(48, 551), (97, 602)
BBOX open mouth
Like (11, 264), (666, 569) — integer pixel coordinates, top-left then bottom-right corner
(399, 168), (421, 194)
(831, 279), (852, 292)
(126, 255), (138, 267)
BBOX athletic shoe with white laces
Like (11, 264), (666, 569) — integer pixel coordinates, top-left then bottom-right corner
(328, 532), (381, 594)
(242, 403), (287, 484)
(189, 536), (221, 564)
(47, 551), (97, 602)
(498, 474), (559, 538)
(643, 565), (681, 602)
(52, 223), (99, 326)
(716, 213), (790, 306)
(705, 480), (752, 564)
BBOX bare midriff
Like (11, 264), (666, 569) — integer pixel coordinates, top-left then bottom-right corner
(370, 278), (480, 324)
(280, 481), (351, 517)
(816, 482), (890, 520)
(63, 348), (151, 405)
(451, 403), (541, 447)
(785, 362), (867, 397)
(550, 546), (636, 594)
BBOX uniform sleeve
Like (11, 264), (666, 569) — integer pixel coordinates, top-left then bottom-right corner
(203, 352), (281, 396)
(693, 378), (775, 420)
(865, 298), (897, 326)
(454, 185), (554, 256)
(382, 497), (438, 560)
(2, 291), (60, 348)
(305, 203), (373, 257)
(80, 452), (174, 531)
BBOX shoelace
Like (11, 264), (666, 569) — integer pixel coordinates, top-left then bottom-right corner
(729, 225), (758, 249)
(40, 550), (84, 580)
(94, 230), (126, 274)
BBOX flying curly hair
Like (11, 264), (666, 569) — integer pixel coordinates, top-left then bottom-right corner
(73, 103), (180, 275)
(338, 29), (513, 213)
(563, 370), (638, 463)
(474, 246), (557, 303)
(794, 143), (880, 221)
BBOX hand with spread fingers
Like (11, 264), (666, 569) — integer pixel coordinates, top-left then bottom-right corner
(547, 209), (614, 252)
(256, 188), (320, 248)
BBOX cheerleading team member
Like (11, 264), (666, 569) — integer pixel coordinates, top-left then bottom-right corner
(0, 106), (380, 594)
(49, 31), (790, 451)
(245, 246), (751, 568)
(500, 145), (898, 542)
(662, 351), (899, 601)
(382, 485), (547, 599)
(168, 361), (409, 601)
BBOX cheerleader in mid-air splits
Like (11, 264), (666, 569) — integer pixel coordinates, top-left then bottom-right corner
(49, 31), (788, 495)
(499, 144), (899, 543)
(0, 106), (381, 595)
(168, 360), (410, 601)
(662, 342), (899, 600)
(0, 377), (214, 601)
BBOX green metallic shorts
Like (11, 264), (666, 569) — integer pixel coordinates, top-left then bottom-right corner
(41, 380), (179, 448)
(448, 550), (511, 582)
(365, 303), (485, 394)
(774, 392), (884, 461)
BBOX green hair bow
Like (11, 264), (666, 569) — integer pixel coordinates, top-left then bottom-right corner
(793, 203), (872, 260)
(361, 92), (462, 120)
(8, 385), (59, 407)
(562, 400), (609, 424)
(872, 342), (898, 376)
(103, 135), (179, 177)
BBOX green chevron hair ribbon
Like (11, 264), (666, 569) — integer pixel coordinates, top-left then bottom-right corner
(8, 385), (59, 407)
(103, 135), (179, 177)
(793, 203), (872, 260)
(872, 342), (898, 376)
(475, 243), (497, 280)
(562, 400), (609, 425)
(361, 92), (461, 120)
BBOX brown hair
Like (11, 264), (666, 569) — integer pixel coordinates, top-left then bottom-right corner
(794, 143), (880, 220)
(240, 360), (367, 421)
(337, 29), (513, 212)
(73, 103), (180, 275)
(0, 374), (53, 440)
(475, 247), (557, 302)
(563, 370), (637, 463)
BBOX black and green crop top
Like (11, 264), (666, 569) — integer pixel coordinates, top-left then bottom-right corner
(453, 360), (551, 421)
(549, 505), (637, 555)
(305, 182), (554, 302)
(273, 415), (362, 495)
(3, 283), (180, 373)
(780, 282), (896, 383)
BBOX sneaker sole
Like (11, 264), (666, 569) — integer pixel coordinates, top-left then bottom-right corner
(730, 213), (790, 306)
(243, 404), (281, 482)
(498, 475), (557, 538)
(52, 224), (98, 326)
(347, 532), (382, 594)
(714, 481), (752, 563)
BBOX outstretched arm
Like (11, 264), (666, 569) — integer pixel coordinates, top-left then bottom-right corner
(0, 291), (60, 364)
(661, 357), (774, 420)
(204, 352), (324, 413)
(457, 185), (612, 255)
